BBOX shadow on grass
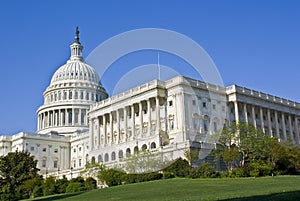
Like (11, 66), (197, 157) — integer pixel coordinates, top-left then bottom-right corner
(29, 191), (85, 201)
(222, 190), (300, 201)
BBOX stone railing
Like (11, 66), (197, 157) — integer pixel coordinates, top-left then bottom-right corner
(90, 79), (166, 110)
(227, 85), (299, 109)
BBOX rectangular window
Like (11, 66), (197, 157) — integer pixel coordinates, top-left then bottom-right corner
(42, 148), (46, 152)
(192, 100), (196, 106)
(213, 104), (216, 110)
(42, 159), (46, 168)
(203, 102), (206, 108)
(79, 159), (82, 167)
(54, 148), (58, 153)
(30, 146), (34, 151)
(169, 100), (173, 107)
(54, 160), (58, 169)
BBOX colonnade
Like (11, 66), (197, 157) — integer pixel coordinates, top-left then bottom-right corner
(38, 108), (87, 130)
(233, 101), (300, 143)
(90, 97), (164, 150)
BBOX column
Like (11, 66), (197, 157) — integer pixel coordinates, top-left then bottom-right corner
(147, 99), (151, 136)
(131, 105), (135, 139)
(103, 114), (107, 145)
(251, 105), (257, 128)
(267, 109), (273, 137)
(72, 108), (75, 125)
(116, 110), (120, 144)
(288, 115), (293, 142)
(79, 109), (82, 125)
(96, 117), (100, 148)
(281, 113), (287, 140)
(139, 102), (143, 136)
(58, 109), (61, 126)
(295, 117), (300, 144)
(124, 107), (127, 142)
(110, 112), (113, 144)
(66, 109), (69, 125)
(274, 111), (280, 138)
(89, 118), (94, 150)
(234, 101), (239, 124)
(156, 97), (161, 133)
(243, 103), (248, 124)
(259, 107), (265, 133)
(37, 115), (40, 130)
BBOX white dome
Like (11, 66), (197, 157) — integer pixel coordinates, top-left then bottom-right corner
(37, 27), (108, 135)
(50, 60), (100, 85)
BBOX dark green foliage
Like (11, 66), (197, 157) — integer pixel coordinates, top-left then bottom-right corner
(66, 182), (85, 193)
(163, 172), (175, 179)
(56, 176), (69, 194)
(42, 176), (57, 196)
(163, 158), (192, 177)
(190, 162), (217, 178)
(84, 177), (97, 190)
(0, 150), (39, 201)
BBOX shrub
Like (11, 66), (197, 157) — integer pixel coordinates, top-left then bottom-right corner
(163, 172), (175, 179)
(190, 163), (216, 178)
(66, 182), (85, 193)
(164, 158), (192, 177)
(84, 177), (97, 190)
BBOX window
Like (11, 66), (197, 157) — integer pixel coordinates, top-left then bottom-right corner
(222, 106), (225, 112)
(54, 160), (58, 169)
(73, 160), (76, 168)
(54, 148), (58, 153)
(79, 147), (82, 152)
(111, 152), (116, 161)
(73, 148), (76, 153)
(213, 104), (216, 110)
(192, 100), (196, 106)
(213, 122), (218, 132)
(79, 159), (82, 167)
(203, 102), (206, 108)
(169, 100), (173, 107)
(42, 158), (46, 168)
(30, 146), (34, 151)
(42, 148), (46, 152)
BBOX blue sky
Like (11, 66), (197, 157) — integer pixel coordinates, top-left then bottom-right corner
(0, 0), (299, 135)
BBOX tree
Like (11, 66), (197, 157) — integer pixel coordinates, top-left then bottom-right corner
(125, 150), (168, 174)
(0, 150), (39, 201)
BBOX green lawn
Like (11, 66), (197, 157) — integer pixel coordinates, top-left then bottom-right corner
(29, 176), (300, 201)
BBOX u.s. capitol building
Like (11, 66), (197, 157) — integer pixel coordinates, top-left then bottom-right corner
(1, 29), (299, 178)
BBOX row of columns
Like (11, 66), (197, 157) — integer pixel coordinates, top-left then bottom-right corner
(90, 97), (163, 150)
(38, 108), (87, 130)
(233, 101), (300, 143)
(45, 89), (98, 104)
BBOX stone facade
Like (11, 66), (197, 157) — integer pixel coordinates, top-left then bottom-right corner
(0, 30), (299, 178)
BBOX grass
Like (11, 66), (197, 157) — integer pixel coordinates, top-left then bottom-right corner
(28, 176), (300, 201)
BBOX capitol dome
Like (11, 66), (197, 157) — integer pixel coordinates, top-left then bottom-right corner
(37, 27), (108, 135)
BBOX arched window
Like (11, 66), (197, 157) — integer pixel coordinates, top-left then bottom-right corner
(119, 150), (123, 159)
(150, 142), (156, 149)
(105, 153), (109, 162)
(203, 115), (210, 132)
(91, 156), (95, 164)
(134, 146), (139, 154)
(111, 152), (116, 161)
(126, 148), (131, 157)
(142, 144), (147, 151)
(98, 155), (103, 163)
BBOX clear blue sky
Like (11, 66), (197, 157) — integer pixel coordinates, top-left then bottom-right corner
(0, 0), (299, 135)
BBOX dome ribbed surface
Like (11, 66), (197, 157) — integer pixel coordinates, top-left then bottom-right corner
(50, 60), (100, 85)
